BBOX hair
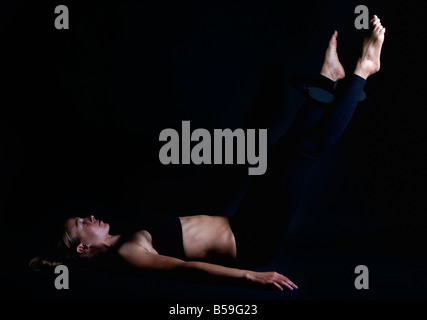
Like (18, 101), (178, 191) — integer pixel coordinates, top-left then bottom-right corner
(28, 219), (86, 271)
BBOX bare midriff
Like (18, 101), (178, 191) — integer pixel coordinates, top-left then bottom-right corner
(179, 215), (237, 261)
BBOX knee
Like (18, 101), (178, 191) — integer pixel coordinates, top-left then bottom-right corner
(296, 151), (321, 163)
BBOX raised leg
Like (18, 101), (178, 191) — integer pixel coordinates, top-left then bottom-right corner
(230, 17), (386, 268)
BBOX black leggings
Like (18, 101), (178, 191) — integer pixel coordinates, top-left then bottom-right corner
(229, 74), (366, 268)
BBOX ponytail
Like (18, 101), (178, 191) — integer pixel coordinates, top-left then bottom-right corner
(29, 221), (81, 271)
(29, 256), (62, 270)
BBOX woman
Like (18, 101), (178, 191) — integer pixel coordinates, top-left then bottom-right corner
(30, 16), (385, 291)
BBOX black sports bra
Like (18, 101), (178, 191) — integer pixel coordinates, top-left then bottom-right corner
(123, 212), (186, 260)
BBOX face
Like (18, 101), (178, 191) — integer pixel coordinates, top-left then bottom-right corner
(64, 215), (110, 251)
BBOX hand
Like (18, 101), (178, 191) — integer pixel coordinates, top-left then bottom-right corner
(246, 271), (298, 291)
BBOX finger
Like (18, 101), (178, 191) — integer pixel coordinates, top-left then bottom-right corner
(286, 280), (298, 289)
(273, 282), (284, 291)
(280, 281), (294, 290)
(276, 274), (298, 289)
(279, 275), (297, 287)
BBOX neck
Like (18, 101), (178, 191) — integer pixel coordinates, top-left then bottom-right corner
(105, 234), (122, 249)
(93, 234), (121, 256)
(92, 234), (123, 257)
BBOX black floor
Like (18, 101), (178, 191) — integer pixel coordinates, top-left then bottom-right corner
(4, 226), (426, 301)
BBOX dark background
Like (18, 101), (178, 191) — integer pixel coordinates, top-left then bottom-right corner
(1, 0), (426, 300)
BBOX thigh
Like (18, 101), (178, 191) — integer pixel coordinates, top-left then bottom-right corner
(230, 156), (314, 268)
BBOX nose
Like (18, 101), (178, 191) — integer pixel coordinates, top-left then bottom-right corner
(89, 215), (95, 222)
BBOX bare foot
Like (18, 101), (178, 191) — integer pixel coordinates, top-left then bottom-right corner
(354, 15), (386, 79)
(320, 30), (346, 81)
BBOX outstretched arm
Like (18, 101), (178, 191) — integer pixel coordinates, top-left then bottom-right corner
(118, 242), (297, 291)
